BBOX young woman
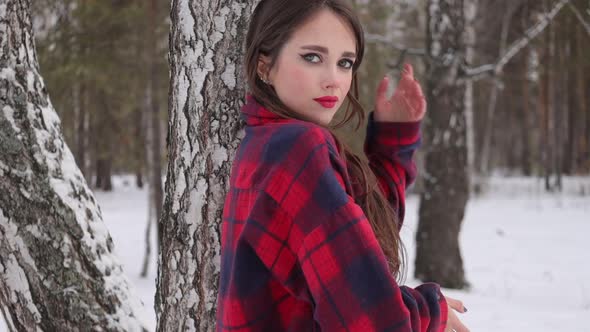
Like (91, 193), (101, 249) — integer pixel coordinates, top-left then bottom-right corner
(217, 1), (469, 331)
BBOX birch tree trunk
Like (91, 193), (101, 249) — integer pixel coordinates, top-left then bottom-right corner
(0, 0), (148, 331)
(156, 1), (257, 330)
(416, 0), (469, 289)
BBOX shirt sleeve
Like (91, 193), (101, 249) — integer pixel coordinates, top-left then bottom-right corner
(270, 126), (447, 332)
(364, 112), (421, 223)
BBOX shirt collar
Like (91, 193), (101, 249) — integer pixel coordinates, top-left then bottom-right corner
(240, 95), (285, 126)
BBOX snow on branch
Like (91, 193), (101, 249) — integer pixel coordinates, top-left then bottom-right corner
(568, 2), (590, 36)
(464, 0), (570, 82)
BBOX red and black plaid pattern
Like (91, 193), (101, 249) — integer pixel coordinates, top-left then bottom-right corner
(365, 112), (421, 225)
(216, 96), (448, 331)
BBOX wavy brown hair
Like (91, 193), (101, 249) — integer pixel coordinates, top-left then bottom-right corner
(244, 0), (405, 279)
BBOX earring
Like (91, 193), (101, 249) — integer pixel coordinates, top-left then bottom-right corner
(259, 75), (270, 85)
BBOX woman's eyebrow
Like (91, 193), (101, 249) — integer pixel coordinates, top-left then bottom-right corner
(300, 45), (356, 58)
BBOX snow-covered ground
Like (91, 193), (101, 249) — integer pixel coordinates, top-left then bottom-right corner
(2, 176), (589, 331)
(402, 176), (590, 332)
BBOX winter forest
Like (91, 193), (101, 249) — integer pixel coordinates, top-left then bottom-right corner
(1, 0), (589, 331)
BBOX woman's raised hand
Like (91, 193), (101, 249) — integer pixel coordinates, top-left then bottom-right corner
(374, 63), (426, 123)
(444, 295), (470, 332)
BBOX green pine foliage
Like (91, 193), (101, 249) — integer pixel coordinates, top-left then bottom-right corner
(32, 0), (169, 180)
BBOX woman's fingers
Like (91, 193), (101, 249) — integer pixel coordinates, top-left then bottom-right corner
(413, 80), (425, 98)
(375, 76), (389, 104)
(446, 296), (467, 313)
(394, 81), (426, 120)
(448, 309), (470, 332)
(447, 307), (470, 332)
(395, 65), (423, 103)
(402, 63), (414, 78)
(445, 296), (470, 332)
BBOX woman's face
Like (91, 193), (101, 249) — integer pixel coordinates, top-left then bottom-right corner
(259, 9), (357, 126)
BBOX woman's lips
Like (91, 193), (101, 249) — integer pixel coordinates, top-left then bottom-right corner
(314, 96), (339, 109)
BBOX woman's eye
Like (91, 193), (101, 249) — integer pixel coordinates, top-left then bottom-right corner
(338, 59), (354, 69)
(302, 53), (321, 63)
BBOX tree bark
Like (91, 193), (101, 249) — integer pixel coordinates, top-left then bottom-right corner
(577, 22), (589, 172)
(73, 81), (90, 182)
(155, 1), (257, 330)
(465, 0), (478, 192)
(553, 15), (565, 190)
(73, 4), (92, 185)
(416, 0), (469, 289)
(95, 157), (113, 191)
(547, 8), (568, 190)
(94, 90), (114, 192)
(565, 15), (583, 175)
(134, 104), (145, 189)
(540, 14), (554, 191)
(520, 47), (532, 176)
(0, 1), (148, 331)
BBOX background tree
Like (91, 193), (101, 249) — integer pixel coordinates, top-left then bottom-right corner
(414, 0), (571, 288)
(31, 0), (169, 192)
(415, 0), (470, 289)
(471, 0), (583, 189)
(0, 0), (148, 330)
(140, 0), (167, 278)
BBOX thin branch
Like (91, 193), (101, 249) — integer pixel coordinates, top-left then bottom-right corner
(568, 2), (590, 36)
(365, 33), (427, 72)
(365, 33), (426, 56)
(464, 0), (570, 81)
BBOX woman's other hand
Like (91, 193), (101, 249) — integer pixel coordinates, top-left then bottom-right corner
(444, 295), (469, 332)
(374, 63), (426, 122)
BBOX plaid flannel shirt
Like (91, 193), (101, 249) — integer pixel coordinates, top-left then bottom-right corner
(216, 96), (448, 331)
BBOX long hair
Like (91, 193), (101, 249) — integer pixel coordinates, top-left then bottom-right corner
(244, 0), (405, 279)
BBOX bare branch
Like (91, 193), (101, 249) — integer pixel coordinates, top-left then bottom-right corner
(365, 33), (427, 56)
(365, 33), (427, 72)
(568, 2), (590, 36)
(464, 0), (570, 81)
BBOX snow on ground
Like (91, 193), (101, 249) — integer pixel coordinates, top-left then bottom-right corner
(96, 177), (159, 331)
(1, 176), (589, 331)
(402, 176), (590, 332)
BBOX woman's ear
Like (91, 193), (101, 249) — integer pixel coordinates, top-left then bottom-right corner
(257, 55), (271, 82)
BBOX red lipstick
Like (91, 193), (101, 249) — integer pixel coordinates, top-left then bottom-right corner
(314, 96), (339, 109)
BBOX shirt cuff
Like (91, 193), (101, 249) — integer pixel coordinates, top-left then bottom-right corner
(366, 112), (421, 148)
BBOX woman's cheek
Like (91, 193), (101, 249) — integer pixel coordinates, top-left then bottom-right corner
(341, 74), (352, 94)
(287, 66), (313, 93)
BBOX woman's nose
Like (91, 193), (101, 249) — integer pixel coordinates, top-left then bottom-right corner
(321, 66), (341, 90)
